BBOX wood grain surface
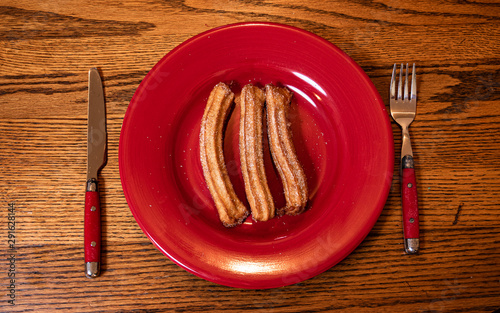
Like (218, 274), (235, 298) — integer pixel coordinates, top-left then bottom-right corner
(1, 1), (499, 312)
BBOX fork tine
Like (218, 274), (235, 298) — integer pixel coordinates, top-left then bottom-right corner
(398, 63), (403, 100)
(404, 63), (409, 101)
(411, 63), (416, 101)
(390, 64), (396, 99)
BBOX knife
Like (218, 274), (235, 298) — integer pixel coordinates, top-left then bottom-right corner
(85, 68), (107, 278)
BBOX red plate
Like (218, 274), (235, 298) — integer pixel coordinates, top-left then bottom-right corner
(119, 22), (393, 289)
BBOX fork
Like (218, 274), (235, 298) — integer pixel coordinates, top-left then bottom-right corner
(390, 63), (419, 254)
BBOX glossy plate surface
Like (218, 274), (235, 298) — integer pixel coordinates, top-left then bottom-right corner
(119, 22), (393, 289)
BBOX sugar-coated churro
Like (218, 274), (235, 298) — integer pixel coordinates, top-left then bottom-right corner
(265, 84), (308, 215)
(199, 82), (249, 227)
(239, 84), (275, 221)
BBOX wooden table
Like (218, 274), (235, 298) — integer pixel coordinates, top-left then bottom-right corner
(1, 1), (499, 312)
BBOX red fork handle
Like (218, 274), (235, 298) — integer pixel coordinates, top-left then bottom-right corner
(402, 155), (419, 254)
(85, 179), (101, 277)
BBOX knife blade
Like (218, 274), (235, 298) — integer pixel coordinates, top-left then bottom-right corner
(85, 68), (106, 278)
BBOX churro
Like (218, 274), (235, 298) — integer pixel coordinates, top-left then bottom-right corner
(199, 83), (249, 227)
(239, 84), (275, 221)
(265, 84), (308, 215)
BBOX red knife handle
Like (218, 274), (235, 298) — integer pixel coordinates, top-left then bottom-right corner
(402, 155), (419, 254)
(85, 179), (101, 277)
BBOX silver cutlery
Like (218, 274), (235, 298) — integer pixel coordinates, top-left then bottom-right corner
(390, 63), (420, 254)
(85, 68), (107, 277)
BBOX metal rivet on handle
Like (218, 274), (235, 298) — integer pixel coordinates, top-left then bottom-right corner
(91, 206), (96, 212)
(91, 241), (96, 247)
(407, 183), (413, 188)
(409, 218), (415, 223)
